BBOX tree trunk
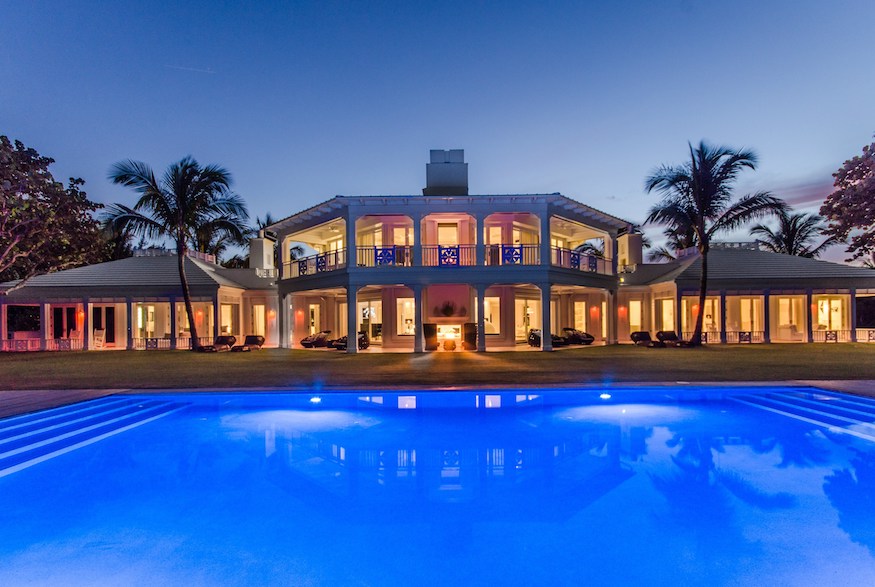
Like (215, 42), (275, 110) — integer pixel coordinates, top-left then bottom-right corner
(177, 242), (201, 350)
(691, 247), (708, 346)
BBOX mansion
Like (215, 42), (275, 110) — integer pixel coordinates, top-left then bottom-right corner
(3, 150), (875, 352)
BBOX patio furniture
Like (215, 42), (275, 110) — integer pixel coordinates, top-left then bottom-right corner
(562, 328), (595, 345)
(300, 330), (331, 348)
(656, 331), (692, 347)
(231, 335), (266, 352)
(197, 335), (237, 352)
(630, 331), (665, 348)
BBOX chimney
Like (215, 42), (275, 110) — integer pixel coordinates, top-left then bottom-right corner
(618, 233), (643, 269)
(423, 149), (468, 196)
(248, 229), (276, 270)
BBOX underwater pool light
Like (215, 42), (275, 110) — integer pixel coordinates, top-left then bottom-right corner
(309, 397), (322, 404)
(599, 393), (612, 400)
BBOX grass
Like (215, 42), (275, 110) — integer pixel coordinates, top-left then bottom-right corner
(2, 343), (875, 390)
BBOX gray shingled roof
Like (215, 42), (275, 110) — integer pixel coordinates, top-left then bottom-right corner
(1, 255), (275, 299)
(625, 249), (875, 289)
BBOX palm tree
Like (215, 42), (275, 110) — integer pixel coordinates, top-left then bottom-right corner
(750, 210), (834, 258)
(647, 224), (698, 262)
(106, 157), (248, 350)
(646, 142), (786, 345)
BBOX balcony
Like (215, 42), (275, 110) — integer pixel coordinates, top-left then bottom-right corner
(551, 247), (611, 275)
(423, 245), (476, 267)
(283, 249), (347, 278)
(356, 246), (413, 267)
(279, 244), (615, 278)
(485, 244), (540, 266)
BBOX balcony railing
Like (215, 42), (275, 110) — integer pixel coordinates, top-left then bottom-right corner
(812, 329), (852, 343)
(423, 245), (476, 267)
(551, 247), (611, 274)
(485, 244), (540, 266)
(283, 249), (347, 278)
(1, 339), (41, 352)
(45, 338), (84, 351)
(279, 244), (614, 277)
(857, 328), (875, 342)
(356, 245), (413, 267)
(726, 330), (765, 343)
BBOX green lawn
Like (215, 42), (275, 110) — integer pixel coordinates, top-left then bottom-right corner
(2, 344), (874, 390)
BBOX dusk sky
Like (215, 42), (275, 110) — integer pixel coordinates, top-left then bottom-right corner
(3, 1), (874, 258)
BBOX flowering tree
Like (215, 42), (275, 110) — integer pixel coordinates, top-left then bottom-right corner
(821, 139), (875, 262)
(0, 136), (103, 290)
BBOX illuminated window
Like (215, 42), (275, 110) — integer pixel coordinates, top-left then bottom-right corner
(574, 301), (586, 331)
(483, 296), (500, 334)
(437, 223), (458, 246)
(629, 300), (642, 332)
(396, 298), (415, 335)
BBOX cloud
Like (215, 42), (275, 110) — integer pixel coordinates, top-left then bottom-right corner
(164, 65), (216, 74)
(772, 178), (833, 208)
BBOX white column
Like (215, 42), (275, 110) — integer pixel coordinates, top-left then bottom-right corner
(169, 297), (178, 350)
(82, 299), (90, 350)
(607, 290), (618, 344)
(345, 209), (357, 268)
(281, 293), (291, 349)
(539, 212), (551, 267)
(540, 283), (552, 351)
(213, 295), (220, 340)
(413, 284), (424, 353)
(805, 289), (814, 343)
(413, 213), (422, 267)
(41, 303), (49, 350)
(0, 298), (7, 347)
(476, 284), (487, 352)
(476, 214), (485, 266)
(851, 289), (858, 342)
(347, 285), (359, 354)
(125, 297), (134, 349)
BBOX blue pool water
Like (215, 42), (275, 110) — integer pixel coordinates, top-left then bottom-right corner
(1, 386), (875, 586)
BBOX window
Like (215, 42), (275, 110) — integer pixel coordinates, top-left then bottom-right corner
(483, 297), (500, 334)
(393, 226), (412, 247)
(437, 223), (458, 246)
(396, 298), (415, 335)
(574, 301), (586, 331)
(487, 226), (502, 245)
(251, 304), (265, 337)
(221, 303), (239, 336)
(628, 300), (642, 333)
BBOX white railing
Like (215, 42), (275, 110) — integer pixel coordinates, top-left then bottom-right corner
(857, 328), (875, 342)
(423, 245), (477, 267)
(812, 329), (852, 343)
(356, 245), (413, 267)
(485, 244), (540, 266)
(283, 249), (347, 279)
(726, 330), (765, 343)
(133, 337), (173, 350)
(45, 338), (84, 351)
(1, 339), (42, 352)
(551, 247), (611, 274)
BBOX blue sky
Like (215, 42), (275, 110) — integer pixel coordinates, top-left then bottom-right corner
(3, 1), (873, 258)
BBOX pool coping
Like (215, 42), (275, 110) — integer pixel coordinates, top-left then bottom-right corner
(1, 379), (873, 419)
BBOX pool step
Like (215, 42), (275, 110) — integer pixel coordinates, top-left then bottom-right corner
(732, 391), (875, 442)
(0, 398), (186, 478)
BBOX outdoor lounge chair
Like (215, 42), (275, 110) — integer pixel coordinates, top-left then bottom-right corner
(197, 335), (237, 352)
(630, 331), (665, 348)
(231, 335), (265, 352)
(655, 330), (692, 347)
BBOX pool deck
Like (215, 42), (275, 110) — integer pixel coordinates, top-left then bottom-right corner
(1, 379), (874, 419)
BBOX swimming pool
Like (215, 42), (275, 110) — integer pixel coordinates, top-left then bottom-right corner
(1, 386), (874, 586)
